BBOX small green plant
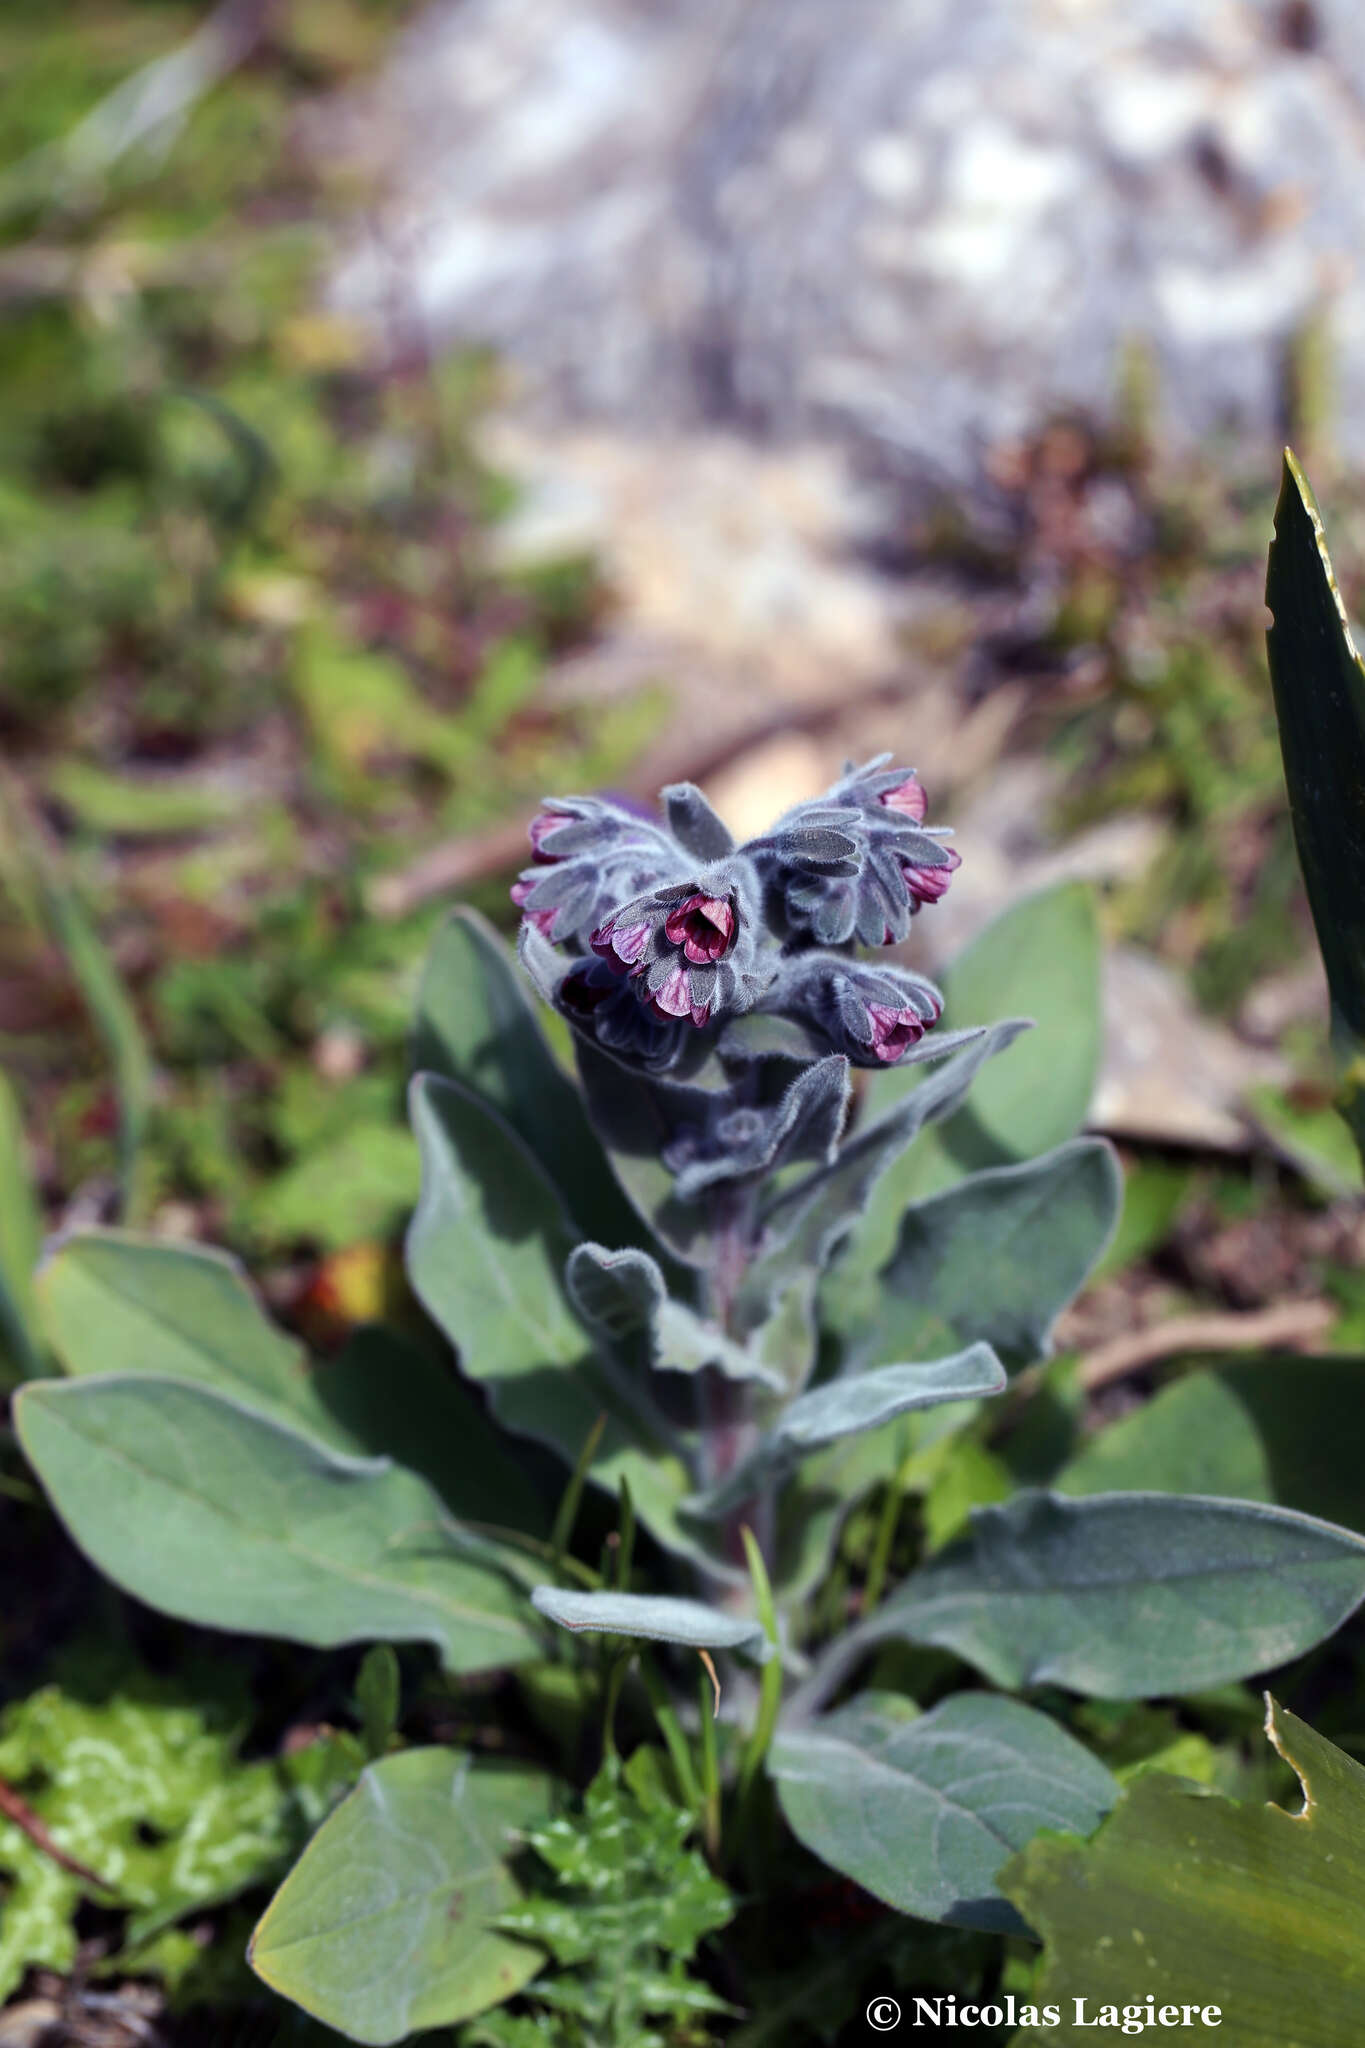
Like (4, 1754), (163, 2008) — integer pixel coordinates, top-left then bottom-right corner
(464, 1749), (735, 2047)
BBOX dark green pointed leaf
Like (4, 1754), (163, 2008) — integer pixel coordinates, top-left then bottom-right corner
(15, 1377), (539, 1673)
(413, 907), (641, 1241)
(250, 1748), (545, 2044)
(407, 1076), (700, 1565)
(530, 1586), (769, 1657)
(1265, 450), (1365, 1171)
(863, 1488), (1365, 1698)
(853, 1139), (1122, 1374)
(771, 1692), (1117, 1933)
(1001, 1699), (1365, 2047)
(312, 1323), (548, 1535)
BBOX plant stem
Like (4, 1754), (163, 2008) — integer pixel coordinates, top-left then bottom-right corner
(735, 1527), (782, 1807)
(639, 1653), (701, 1809)
(864, 1466), (907, 1613)
(698, 1667), (721, 1861)
(602, 1651), (632, 1761)
(549, 1411), (607, 1581)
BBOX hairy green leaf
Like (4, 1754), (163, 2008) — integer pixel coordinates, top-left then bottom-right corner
(744, 1019), (1030, 1330)
(867, 1489), (1365, 1697)
(854, 1139), (1121, 1374)
(16, 1376), (538, 1674)
(771, 1692), (1117, 1934)
(686, 1346), (1006, 1522)
(529, 1587), (770, 1657)
(838, 887), (1100, 1302)
(1057, 1357), (1365, 1534)
(250, 1749), (546, 2044)
(1001, 1699), (1365, 2046)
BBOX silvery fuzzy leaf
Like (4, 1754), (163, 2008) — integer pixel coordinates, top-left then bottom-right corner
(565, 1242), (787, 1391)
(853, 1137), (1122, 1375)
(734, 1020), (1030, 1330)
(685, 1344), (1006, 1522)
(662, 781), (735, 862)
(671, 1055), (851, 1201)
(530, 1585), (772, 1657)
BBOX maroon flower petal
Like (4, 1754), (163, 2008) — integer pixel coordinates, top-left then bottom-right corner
(528, 811), (569, 862)
(880, 776), (928, 823)
(591, 918), (652, 974)
(511, 877), (558, 938)
(901, 845), (961, 908)
(867, 1003), (926, 1062)
(663, 893), (736, 965)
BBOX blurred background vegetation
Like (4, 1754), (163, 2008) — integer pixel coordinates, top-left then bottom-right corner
(3, 1), (1365, 2040)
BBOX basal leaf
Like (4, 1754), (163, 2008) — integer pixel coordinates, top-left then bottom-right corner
(250, 1749), (545, 2045)
(37, 1230), (326, 1437)
(1001, 1698), (1365, 2046)
(530, 1587), (770, 1657)
(771, 1692), (1117, 1934)
(1265, 451), (1365, 1172)
(413, 909), (640, 1242)
(15, 1377), (539, 1675)
(863, 1489), (1365, 1698)
(853, 1139), (1121, 1374)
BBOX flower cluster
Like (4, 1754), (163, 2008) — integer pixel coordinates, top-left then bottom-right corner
(512, 757), (958, 1073)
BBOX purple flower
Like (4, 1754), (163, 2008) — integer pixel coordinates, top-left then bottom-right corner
(510, 877), (559, 939)
(880, 774), (928, 823)
(866, 1002), (928, 1062)
(590, 914), (653, 975)
(648, 961), (713, 1028)
(662, 893), (736, 965)
(900, 844), (960, 908)
(527, 810), (572, 861)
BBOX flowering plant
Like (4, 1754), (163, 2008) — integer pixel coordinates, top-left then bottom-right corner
(18, 721), (1365, 2043)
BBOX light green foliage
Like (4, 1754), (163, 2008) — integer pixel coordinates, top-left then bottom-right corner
(1002, 1700), (1365, 2047)
(250, 1749), (548, 2045)
(771, 1693), (1117, 1933)
(0, 1665), (315, 2002)
(466, 1753), (734, 2048)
